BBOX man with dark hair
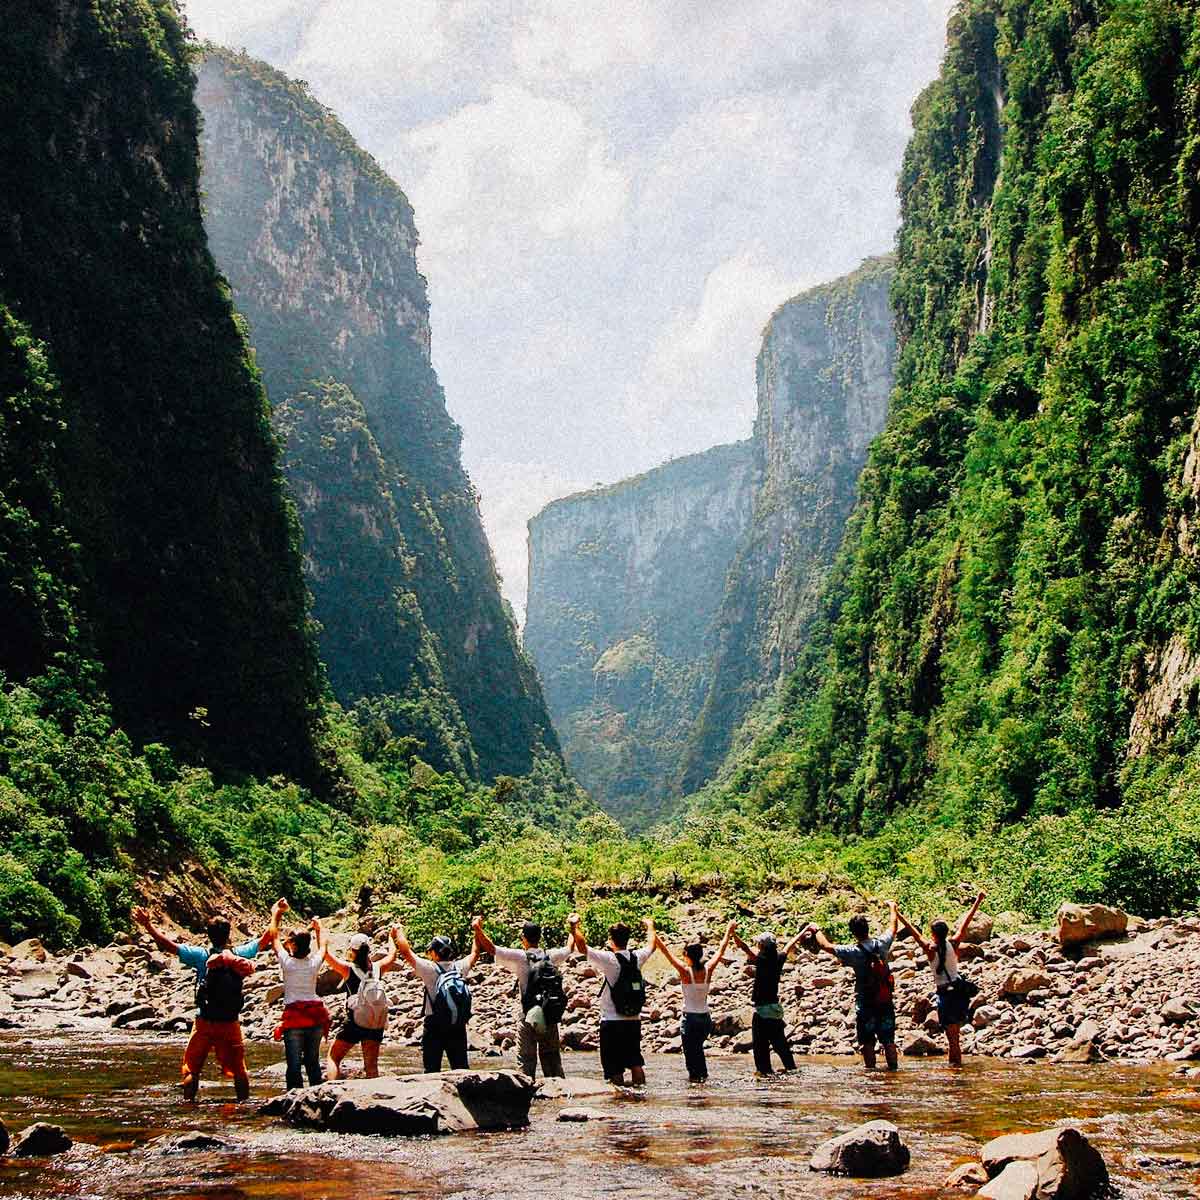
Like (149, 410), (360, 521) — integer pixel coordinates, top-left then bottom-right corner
(472, 915), (570, 1080)
(807, 901), (901, 1070)
(569, 912), (657, 1086)
(133, 902), (273, 1101)
(392, 925), (479, 1072)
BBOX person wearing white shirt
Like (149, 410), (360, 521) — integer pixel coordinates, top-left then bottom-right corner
(569, 912), (658, 1086)
(473, 916), (570, 1080)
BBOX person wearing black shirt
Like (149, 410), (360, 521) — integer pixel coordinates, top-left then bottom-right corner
(730, 928), (806, 1075)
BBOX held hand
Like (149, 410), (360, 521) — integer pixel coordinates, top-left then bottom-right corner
(642, 916), (654, 932)
(389, 925), (400, 944)
(132, 906), (150, 929)
(470, 915), (483, 932)
(887, 899), (898, 912)
(309, 916), (321, 931)
(567, 912), (580, 928)
(726, 920), (737, 935)
(977, 889), (988, 902)
(273, 898), (289, 916)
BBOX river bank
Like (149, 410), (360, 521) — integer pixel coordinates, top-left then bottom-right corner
(3, 903), (1199, 1068)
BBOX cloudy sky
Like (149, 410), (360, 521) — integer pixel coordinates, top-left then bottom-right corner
(183, 0), (954, 618)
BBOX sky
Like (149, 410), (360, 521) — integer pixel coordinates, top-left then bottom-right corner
(182, 0), (955, 619)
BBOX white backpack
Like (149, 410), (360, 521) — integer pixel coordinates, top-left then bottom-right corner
(348, 963), (389, 1030)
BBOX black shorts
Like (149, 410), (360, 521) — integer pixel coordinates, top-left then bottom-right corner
(855, 1003), (897, 1048)
(599, 1019), (643, 1079)
(335, 1014), (384, 1045)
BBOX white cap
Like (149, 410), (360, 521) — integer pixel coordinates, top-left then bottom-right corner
(348, 933), (371, 950)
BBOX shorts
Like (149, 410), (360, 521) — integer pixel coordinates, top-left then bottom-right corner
(855, 1003), (897, 1049)
(182, 1017), (247, 1080)
(335, 1014), (384, 1045)
(599, 1019), (644, 1079)
(936, 982), (972, 1028)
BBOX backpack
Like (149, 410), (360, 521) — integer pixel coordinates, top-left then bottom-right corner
(348, 963), (389, 1030)
(863, 949), (895, 1009)
(522, 950), (567, 1023)
(603, 950), (646, 1017)
(430, 962), (472, 1030)
(196, 960), (244, 1022)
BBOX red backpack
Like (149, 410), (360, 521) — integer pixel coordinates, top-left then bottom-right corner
(864, 951), (895, 1008)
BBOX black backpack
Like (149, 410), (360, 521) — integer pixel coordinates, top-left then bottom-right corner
(430, 962), (472, 1030)
(196, 960), (244, 1022)
(605, 950), (646, 1017)
(522, 950), (567, 1023)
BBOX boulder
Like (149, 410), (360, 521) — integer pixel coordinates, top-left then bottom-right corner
(261, 1070), (533, 1136)
(151, 1130), (241, 1154)
(981, 1127), (1108, 1199)
(902, 1034), (945, 1057)
(979, 1161), (1039, 1200)
(809, 1120), (910, 1178)
(534, 1076), (613, 1101)
(1002, 969), (1051, 997)
(713, 1007), (754, 1036)
(944, 1160), (988, 1188)
(9, 938), (48, 963)
(961, 912), (995, 943)
(556, 1107), (610, 1122)
(1055, 1039), (1099, 1064)
(1160, 997), (1195, 1025)
(1055, 904), (1127, 949)
(12, 1122), (73, 1157)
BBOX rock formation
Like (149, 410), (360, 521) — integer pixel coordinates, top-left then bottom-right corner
(524, 258), (895, 820)
(196, 48), (558, 779)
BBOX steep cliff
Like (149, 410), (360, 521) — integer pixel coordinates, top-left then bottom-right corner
(0, 2), (321, 779)
(680, 258), (895, 791)
(525, 441), (756, 825)
(721, 0), (1200, 865)
(195, 48), (558, 779)
(525, 258), (894, 822)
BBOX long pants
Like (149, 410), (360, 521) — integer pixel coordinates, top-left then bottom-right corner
(283, 1025), (323, 1090)
(422, 1019), (469, 1072)
(681, 1012), (713, 1081)
(752, 1013), (795, 1075)
(517, 1020), (564, 1079)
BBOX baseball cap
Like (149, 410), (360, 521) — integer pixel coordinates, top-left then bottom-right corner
(348, 933), (371, 951)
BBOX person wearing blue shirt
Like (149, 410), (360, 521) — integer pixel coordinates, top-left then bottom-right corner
(134, 905), (272, 1101)
(806, 901), (901, 1071)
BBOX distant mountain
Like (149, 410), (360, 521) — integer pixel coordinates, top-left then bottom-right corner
(196, 48), (560, 779)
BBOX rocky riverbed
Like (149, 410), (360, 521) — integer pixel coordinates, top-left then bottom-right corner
(2, 902), (1198, 1071)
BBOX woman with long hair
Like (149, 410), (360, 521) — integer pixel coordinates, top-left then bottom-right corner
(323, 930), (400, 1079)
(898, 890), (986, 1066)
(654, 922), (735, 1082)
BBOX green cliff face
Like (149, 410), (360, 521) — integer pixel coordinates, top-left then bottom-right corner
(525, 259), (895, 824)
(723, 0), (1200, 862)
(525, 441), (757, 827)
(0, 1), (321, 779)
(195, 49), (559, 780)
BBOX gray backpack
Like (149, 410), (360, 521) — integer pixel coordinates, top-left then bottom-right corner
(348, 963), (389, 1030)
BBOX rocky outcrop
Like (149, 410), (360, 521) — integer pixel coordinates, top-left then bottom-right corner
(10, 1123), (72, 1158)
(196, 49), (558, 780)
(809, 1120), (910, 1176)
(1055, 904), (1127, 949)
(261, 1071), (533, 1135)
(525, 442), (756, 824)
(525, 258), (895, 819)
(981, 1128), (1108, 1199)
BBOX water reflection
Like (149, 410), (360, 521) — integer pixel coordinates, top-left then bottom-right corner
(0, 1033), (1197, 1199)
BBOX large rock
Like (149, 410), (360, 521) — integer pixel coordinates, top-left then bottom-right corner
(1055, 904), (1127, 949)
(9, 938), (48, 963)
(981, 1127), (1109, 1199)
(534, 1076), (613, 1101)
(961, 912), (995, 943)
(809, 1120), (910, 1177)
(261, 1070), (533, 1136)
(979, 1161), (1039, 1200)
(11, 1122), (73, 1157)
(1002, 969), (1051, 997)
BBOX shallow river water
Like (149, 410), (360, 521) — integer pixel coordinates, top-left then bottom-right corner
(0, 1033), (1197, 1199)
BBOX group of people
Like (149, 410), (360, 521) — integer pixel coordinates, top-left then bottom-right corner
(131, 889), (987, 1100)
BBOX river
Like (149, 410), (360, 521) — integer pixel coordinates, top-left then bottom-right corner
(0, 1033), (1197, 1198)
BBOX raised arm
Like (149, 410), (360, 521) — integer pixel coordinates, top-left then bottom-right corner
(323, 943), (351, 978)
(641, 917), (658, 962)
(377, 937), (401, 975)
(653, 931), (688, 979)
(952, 890), (987, 947)
(730, 928), (757, 960)
(391, 924), (421, 974)
(132, 906), (180, 956)
(806, 925), (841, 959)
(896, 909), (932, 957)
(310, 915), (329, 958)
(266, 897), (288, 947)
(782, 926), (808, 958)
(568, 912), (587, 956)
(706, 922), (736, 982)
(471, 915), (496, 957)
(886, 899), (899, 940)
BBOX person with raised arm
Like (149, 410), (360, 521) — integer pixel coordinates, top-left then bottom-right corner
(569, 911), (657, 1086)
(897, 891), (987, 1066)
(806, 901), (901, 1071)
(391, 925), (480, 1072)
(133, 904), (268, 1102)
(654, 920), (735, 1083)
(323, 930), (401, 1079)
(266, 899), (330, 1090)
(472, 915), (570, 1081)
(730, 925), (807, 1076)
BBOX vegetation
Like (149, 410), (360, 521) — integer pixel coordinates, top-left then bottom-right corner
(701, 0), (1200, 920)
